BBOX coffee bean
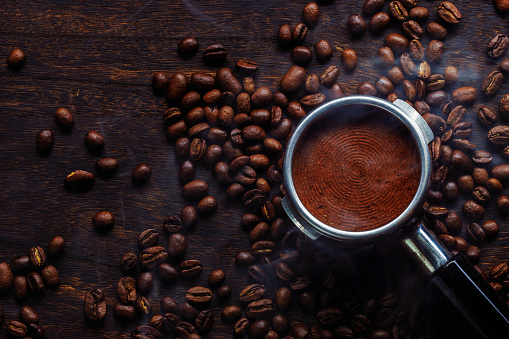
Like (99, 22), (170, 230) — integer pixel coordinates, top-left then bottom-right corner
(389, 2), (408, 21)
(315, 39), (333, 62)
(482, 220), (500, 239)
(140, 246), (168, 269)
(482, 70), (504, 95)
(83, 130), (104, 153)
(342, 49), (358, 70)
(363, 0), (384, 14)
(216, 285), (231, 301)
(400, 53), (416, 76)
(202, 43), (227, 63)
(220, 305), (242, 323)
(152, 71), (169, 94)
(92, 210), (114, 232)
(426, 22), (447, 40)
(417, 60), (431, 80)
(409, 6), (429, 21)
(137, 228), (159, 249)
(181, 301), (198, 321)
(292, 23), (308, 43)
(246, 299), (275, 319)
(248, 264), (267, 284)
(462, 200), (485, 222)
(178, 37), (199, 57)
(488, 34), (509, 58)
(278, 24), (293, 45)
(466, 223), (486, 245)
(500, 94), (509, 119)
(117, 276), (137, 304)
(84, 289), (107, 321)
(36, 129), (54, 154)
(377, 47), (395, 68)
(302, 2), (319, 26)
(120, 252), (137, 272)
(438, 1), (462, 24)
(274, 287), (292, 312)
(251, 240), (275, 257)
(292, 46), (316, 66)
(249, 319), (271, 338)
(370, 12), (391, 34)
(167, 72), (188, 101)
(28, 245), (46, 267)
(478, 106), (497, 127)
(131, 163), (151, 185)
(408, 39), (424, 61)
(236, 251), (257, 267)
(137, 272), (154, 295)
(180, 259), (203, 279)
(54, 107), (74, 132)
(234, 317), (250, 336)
(19, 306), (39, 325)
(186, 286), (213, 304)
(182, 180), (209, 201)
(348, 14), (367, 35)
(132, 325), (162, 339)
(41, 264), (60, 287)
(7, 48), (26, 69)
(13, 276), (28, 301)
(206, 269), (225, 287)
(94, 157), (119, 177)
(386, 33), (409, 54)
(316, 307), (342, 327)
(8, 320), (28, 337)
(195, 309), (214, 332)
(214, 68), (241, 96)
(280, 65), (306, 94)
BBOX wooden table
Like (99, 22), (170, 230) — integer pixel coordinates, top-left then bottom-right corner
(1, 1), (508, 338)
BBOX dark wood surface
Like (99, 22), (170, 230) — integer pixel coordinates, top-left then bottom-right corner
(1, 0), (509, 338)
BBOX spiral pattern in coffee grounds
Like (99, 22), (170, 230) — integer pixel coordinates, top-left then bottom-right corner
(292, 105), (421, 232)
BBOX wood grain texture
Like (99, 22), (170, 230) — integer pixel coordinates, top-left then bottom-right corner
(0, 0), (509, 338)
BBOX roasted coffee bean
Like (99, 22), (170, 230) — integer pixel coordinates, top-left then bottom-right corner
(174, 137), (191, 157)
(249, 319), (270, 338)
(167, 72), (188, 101)
(242, 125), (266, 144)
(137, 272), (154, 295)
(28, 246), (46, 267)
(95, 157), (119, 176)
(408, 39), (424, 61)
(132, 163), (151, 185)
(302, 2), (320, 26)
(220, 305), (242, 323)
(292, 23), (308, 43)
(402, 20), (422, 40)
(488, 34), (509, 58)
(298, 290), (316, 313)
(388, 1), (408, 21)
(275, 287), (292, 312)
(426, 22), (447, 40)
(236, 251), (257, 266)
(178, 37), (199, 57)
(248, 265), (267, 283)
(482, 70), (504, 95)
(8, 320), (27, 337)
(400, 53), (415, 76)
(363, 0), (384, 13)
(215, 68), (242, 96)
(320, 65), (340, 87)
(292, 323), (312, 339)
(117, 276), (136, 304)
(290, 276), (311, 291)
(185, 107), (205, 126)
(13, 276), (28, 301)
(385, 33), (409, 54)
(278, 24), (293, 45)
(472, 167), (489, 186)
(182, 180), (209, 201)
(167, 121), (188, 140)
(236, 60), (258, 74)
(138, 229), (159, 249)
(478, 106), (497, 127)
(342, 49), (358, 70)
(316, 307), (342, 327)
(251, 87), (273, 109)
(423, 113), (446, 135)
(135, 296), (152, 317)
(195, 309), (214, 332)
(426, 90), (448, 107)
(189, 138), (207, 161)
(207, 269), (225, 286)
(377, 47), (395, 68)
(417, 60), (431, 80)
(84, 130), (104, 153)
(235, 166), (257, 185)
(315, 39), (333, 62)
(305, 73), (320, 93)
(140, 246), (168, 269)
(287, 101), (307, 120)
(442, 181), (459, 202)
(426, 40), (445, 64)
(427, 74), (446, 91)
(132, 325), (162, 339)
(466, 223), (486, 245)
(490, 262), (509, 281)
(179, 161), (195, 185)
(487, 177), (503, 194)
(85, 289), (107, 321)
(92, 210), (115, 232)
(226, 183), (245, 200)
(242, 189), (266, 209)
(370, 12), (391, 34)
(444, 212), (462, 234)
(462, 200), (485, 222)
(160, 297), (179, 315)
(180, 259), (203, 278)
(239, 284), (266, 304)
(497, 195), (509, 214)
(36, 129), (54, 154)
(409, 6), (429, 22)
(402, 80), (416, 100)
(301, 93), (326, 109)
(162, 215), (182, 234)
(234, 317), (250, 336)
(7, 48), (26, 69)
(186, 286), (212, 304)
(167, 233), (187, 258)
(191, 72), (215, 93)
(438, 1), (462, 24)
(501, 58), (509, 75)
(180, 301), (200, 321)
(246, 299), (275, 319)
(41, 264), (60, 287)
(52, 108), (75, 133)
(453, 122), (472, 139)
(348, 13), (367, 35)
(465, 245), (481, 263)
(482, 220), (500, 239)
(203, 44), (227, 63)
(217, 285), (232, 300)
(249, 222), (270, 242)
(152, 71), (169, 93)
(251, 240), (275, 257)
(491, 164), (509, 182)
(158, 263), (179, 283)
(19, 306), (39, 325)
(120, 252), (137, 272)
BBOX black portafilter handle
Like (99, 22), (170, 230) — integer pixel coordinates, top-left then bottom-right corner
(402, 220), (509, 338)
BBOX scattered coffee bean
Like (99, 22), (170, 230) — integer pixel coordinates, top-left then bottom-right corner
(370, 12), (391, 34)
(208, 269), (226, 286)
(222, 305), (242, 323)
(438, 1), (462, 24)
(84, 289), (107, 322)
(488, 34), (509, 58)
(302, 2), (319, 26)
(203, 44), (227, 63)
(131, 162), (151, 185)
(347, 14), (367, 35)
(7, 48), (26, 69)
(92, 211), (115, 231)
(178, 37), (199, 57)
(41, 264), (60, 287)
(36, 129), (54, 154)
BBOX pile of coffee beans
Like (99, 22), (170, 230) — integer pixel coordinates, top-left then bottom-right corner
(0, 236), (64, 337)
(146, 0), (509, 338)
